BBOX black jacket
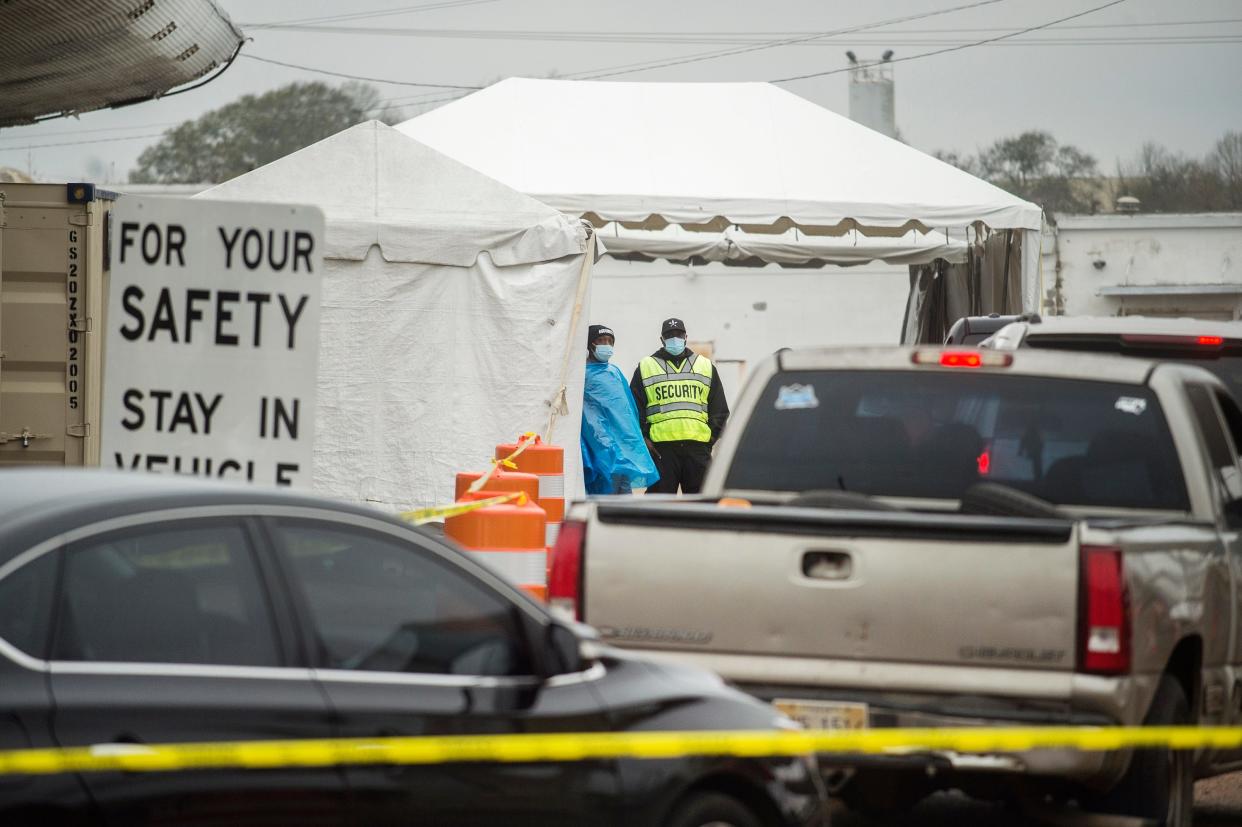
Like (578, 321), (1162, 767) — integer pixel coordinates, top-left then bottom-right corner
(629, 348), (729, 443)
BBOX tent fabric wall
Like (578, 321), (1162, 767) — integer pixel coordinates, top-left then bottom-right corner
(313, 249), (589, 510)
(199, 120), (593, 509)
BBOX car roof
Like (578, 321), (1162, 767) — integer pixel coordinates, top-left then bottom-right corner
(1019, 316), (1242, 338)
(965, 314), (1020, 331)
(0, 468), (404, 566)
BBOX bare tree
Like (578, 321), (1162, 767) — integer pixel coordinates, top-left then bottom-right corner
(1210, 131), (1242, 210)
(938, 131), (1099, 217)
(1117, 143), (1224, 212)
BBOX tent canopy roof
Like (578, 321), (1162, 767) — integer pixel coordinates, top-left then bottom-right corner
(600, 223), (967, 267)
(398, 78), (1042, 236)
(198, 120), (590, 267)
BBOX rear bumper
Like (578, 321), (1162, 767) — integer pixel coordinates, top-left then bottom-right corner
(739, 682), (1130, 788)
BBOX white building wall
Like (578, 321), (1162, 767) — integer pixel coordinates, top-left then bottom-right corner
(586, 257), (911, 394)
(1053, 213), (1242, 320)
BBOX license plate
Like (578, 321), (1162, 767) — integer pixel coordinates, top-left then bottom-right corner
(773, 699), (869, 731)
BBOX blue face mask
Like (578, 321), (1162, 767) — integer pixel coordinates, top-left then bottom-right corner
(593, 345), (614, 362)
(663, 337), (686, 356)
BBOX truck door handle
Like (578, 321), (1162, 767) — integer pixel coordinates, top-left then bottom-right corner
(802, 551), (853, 580)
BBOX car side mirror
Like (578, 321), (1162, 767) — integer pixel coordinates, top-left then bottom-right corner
(545, 621), (585, 676)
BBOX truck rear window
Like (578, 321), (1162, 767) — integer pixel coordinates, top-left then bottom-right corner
(727, 370), (1189, 511)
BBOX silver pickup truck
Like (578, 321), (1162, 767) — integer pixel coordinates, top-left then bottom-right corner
(549, 346), (1242, 826)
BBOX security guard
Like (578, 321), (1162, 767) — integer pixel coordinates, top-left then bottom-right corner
(629, 318), (728, 494)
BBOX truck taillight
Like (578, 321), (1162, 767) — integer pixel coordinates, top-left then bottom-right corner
(1079, 546), (1130, 675)
(548, 519), (586, 621)
(911, 350), (1013, 368)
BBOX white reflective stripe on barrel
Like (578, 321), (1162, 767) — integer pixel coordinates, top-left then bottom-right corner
(545, 522), (561, 548)
(468, 549), (548, 586)
(538, 474), (565, 499)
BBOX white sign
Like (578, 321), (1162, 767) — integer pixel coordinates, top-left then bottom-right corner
(102, 197), (324, 488)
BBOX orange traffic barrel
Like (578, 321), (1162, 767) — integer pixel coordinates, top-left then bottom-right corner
(496, 437), (564, 548)
(455, 468), (539, 503)
(445, 491), (549, 600)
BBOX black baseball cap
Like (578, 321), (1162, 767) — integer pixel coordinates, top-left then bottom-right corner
(661, 317), (687, 336)
(587, 324), (615, 345)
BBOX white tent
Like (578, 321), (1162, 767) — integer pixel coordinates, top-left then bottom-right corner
(199, 120), (595, 510)
(599, 224), (967, 267)
(398, 78), (1043, 309)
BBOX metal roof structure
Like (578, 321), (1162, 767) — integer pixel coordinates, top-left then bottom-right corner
(0, 0), (243, 127)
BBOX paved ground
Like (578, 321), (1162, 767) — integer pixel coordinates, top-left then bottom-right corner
(828, 771), (1242, 826)
(1196, 771), (1242, 825)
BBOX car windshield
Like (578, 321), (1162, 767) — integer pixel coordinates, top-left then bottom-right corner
(726, 370), (1188, 511)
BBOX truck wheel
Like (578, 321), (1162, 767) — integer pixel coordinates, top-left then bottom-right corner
(1086, 675), (1193, 827)
(662, 792), (763, 827)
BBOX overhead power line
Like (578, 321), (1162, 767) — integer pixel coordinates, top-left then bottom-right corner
(242, 0), (501, 29)
(571, 0), (1013, 81)
(252, 17), (1242, 43)
(0, 133), (165, 152)
(0, 121), (177, 142)
(772, 0), (1133, 83)
(238, 54), (482, 89)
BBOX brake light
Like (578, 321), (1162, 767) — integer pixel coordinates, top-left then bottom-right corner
(942, 352), (982, 368)
(912, 350), (1014, 368)
(1121, 333), (1225, 349)
(976, 448), (991, 476)
(548, 520), (587, 621)
(1079, 546), (1130, 675)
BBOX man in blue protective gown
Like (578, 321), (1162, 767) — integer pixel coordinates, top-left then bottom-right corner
(581, 324), (660, 495)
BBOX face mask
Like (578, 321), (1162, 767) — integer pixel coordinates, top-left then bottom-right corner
(663, 337), (686, 356)
(593, 345), (614, 362)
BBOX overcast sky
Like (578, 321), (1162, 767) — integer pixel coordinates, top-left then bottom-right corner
(2, 0), (1239, 182)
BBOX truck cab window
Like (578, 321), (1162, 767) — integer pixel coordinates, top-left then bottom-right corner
(1186, 384), (1242, 505)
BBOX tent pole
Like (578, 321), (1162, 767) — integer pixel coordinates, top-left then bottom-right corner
(544, 225), (596, 442)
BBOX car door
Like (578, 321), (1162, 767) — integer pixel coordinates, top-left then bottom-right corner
(0, 548), (97, 824)
(47, 514), (347, 827)
(1189, 385), (1242, 768)
(264, 515), (621, 827)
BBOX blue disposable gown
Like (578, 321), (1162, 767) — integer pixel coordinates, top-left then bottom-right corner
(581, 360), (660, 494)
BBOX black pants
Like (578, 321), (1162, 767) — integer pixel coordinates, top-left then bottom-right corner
(646, 440), (712, 495)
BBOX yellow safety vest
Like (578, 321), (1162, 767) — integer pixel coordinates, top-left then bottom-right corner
(640, 353), (714, 443)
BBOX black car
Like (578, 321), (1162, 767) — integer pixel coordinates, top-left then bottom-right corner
(0, 469), (825, 827)
(943, 313), (1029, 346)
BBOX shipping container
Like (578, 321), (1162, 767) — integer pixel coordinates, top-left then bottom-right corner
(0, 182), (111, 467)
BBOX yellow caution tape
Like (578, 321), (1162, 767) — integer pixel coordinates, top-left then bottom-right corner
(398, 491), (526, 526)
(466, 432), (540, 495)
(2, 727), (1241, 776)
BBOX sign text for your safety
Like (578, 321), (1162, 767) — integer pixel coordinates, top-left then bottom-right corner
(116, 224), (311, 348)
(101, 199), (324, 489)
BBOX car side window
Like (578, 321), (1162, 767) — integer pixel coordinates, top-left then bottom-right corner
(1187, 384), (1242, 504)
(0, 551), (59, 659)
(273, 521), (533, 677)
(53, 521), (281, 667)
(1212, 389), (1242, 502)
